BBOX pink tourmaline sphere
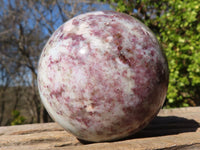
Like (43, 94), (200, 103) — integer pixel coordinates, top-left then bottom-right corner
(38, 11), (169, 142)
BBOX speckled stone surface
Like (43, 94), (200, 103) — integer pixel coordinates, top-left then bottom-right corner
(38, 11), (169, 142)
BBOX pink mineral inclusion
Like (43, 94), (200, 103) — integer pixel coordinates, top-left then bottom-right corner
(38, 11), (169, 142)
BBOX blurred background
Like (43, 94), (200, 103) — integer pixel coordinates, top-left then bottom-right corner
(0, 0), (199, 126)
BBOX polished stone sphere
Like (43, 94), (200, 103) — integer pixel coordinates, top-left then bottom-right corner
(38, 11), (169, 142)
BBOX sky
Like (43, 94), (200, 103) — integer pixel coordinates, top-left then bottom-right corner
(0, 0), (114, 86)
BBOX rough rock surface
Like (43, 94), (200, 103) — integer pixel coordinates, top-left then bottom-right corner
(0, 107), (199, 150)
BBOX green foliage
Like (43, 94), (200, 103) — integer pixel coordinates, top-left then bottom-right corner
(156, 0), (200, 108)
(101, 0), (200, 108)
(11, 110), (26, 125)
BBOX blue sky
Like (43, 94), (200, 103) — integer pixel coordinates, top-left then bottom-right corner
(0, 0), (114, 86)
